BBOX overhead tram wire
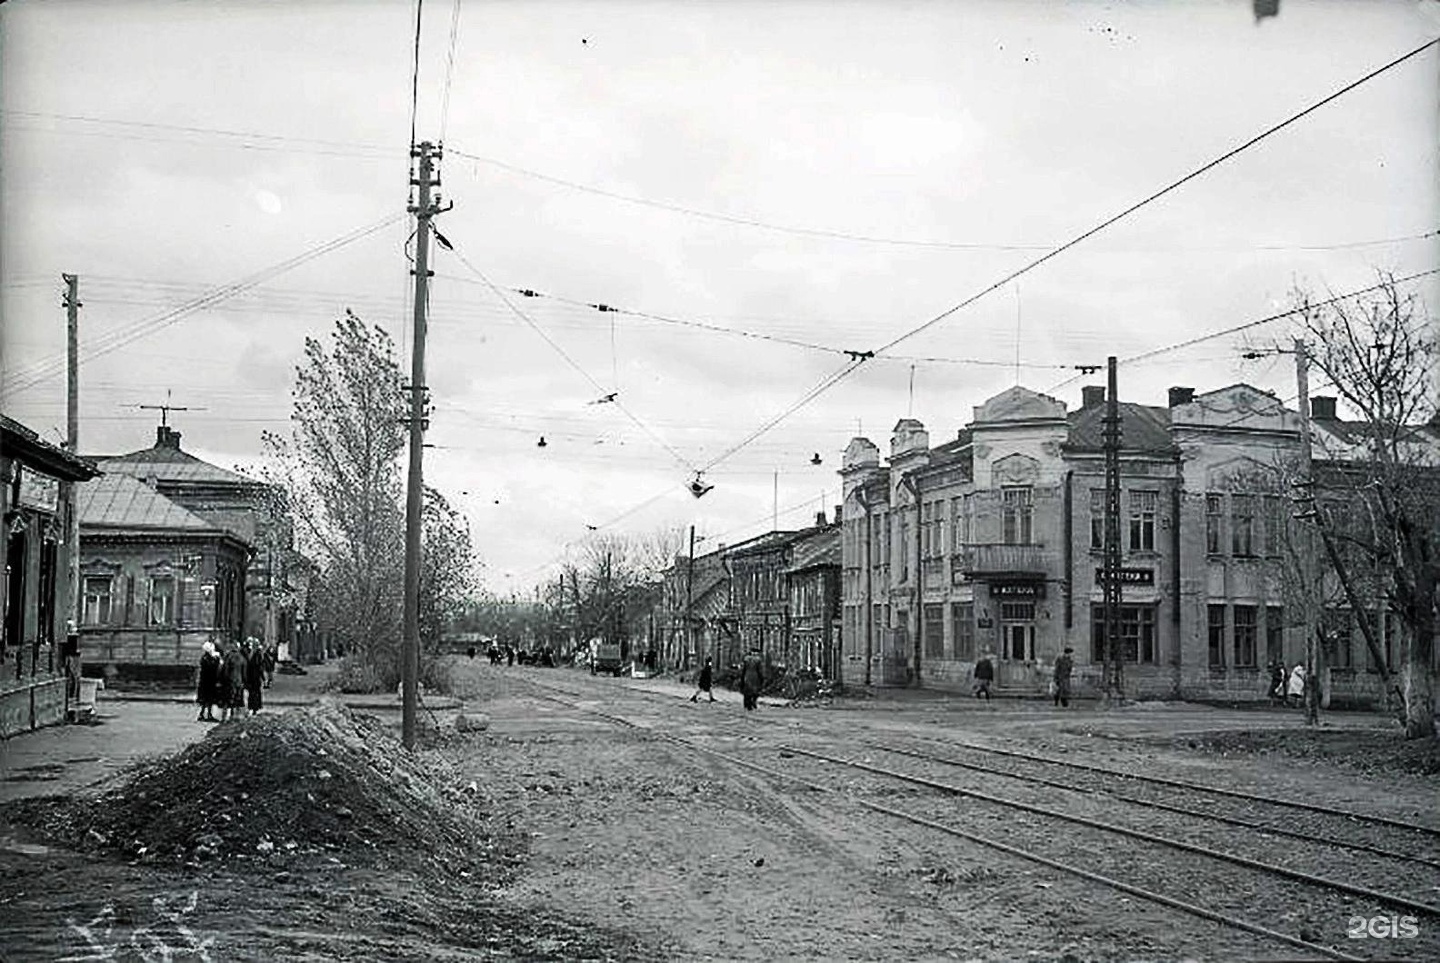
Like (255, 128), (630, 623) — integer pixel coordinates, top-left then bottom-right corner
(679, 35), (1440, 477)
(444, 248), (700, 476)
(0, 212), (407, 399)
(437, 0), (462, 148)
(871, 35), (1440, 359)
(1045, 267), (1440, 394)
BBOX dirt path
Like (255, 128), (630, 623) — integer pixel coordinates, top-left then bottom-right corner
(2, 660), (1434, 961)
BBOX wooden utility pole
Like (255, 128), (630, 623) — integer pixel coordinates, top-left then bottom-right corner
(1102, 356), (1124, 702)
(685, 524), (696, 669)
(1294, 338), (1321, 726)
(63, 274), (81, 628)
(402, 140), (439, 750)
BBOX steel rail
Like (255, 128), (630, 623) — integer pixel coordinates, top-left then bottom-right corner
(515, 679), (1363, 960)
(944, 738), (1440, 838)
(871, 741), (1440, 871)
(782, 744), (1440, 920)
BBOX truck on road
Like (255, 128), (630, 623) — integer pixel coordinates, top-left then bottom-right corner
(588, 638), (624, 676)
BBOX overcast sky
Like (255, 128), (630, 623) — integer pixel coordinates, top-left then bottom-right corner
(3, 0), (1437, 592)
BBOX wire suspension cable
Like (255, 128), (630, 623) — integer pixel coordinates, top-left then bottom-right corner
(438, 0), (462, 146)
(681, 35), (1440, 475)
(1, 213), (406, 399)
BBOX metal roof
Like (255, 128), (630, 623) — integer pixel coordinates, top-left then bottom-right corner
(76, 473), (223, 533)
(98, 447), (258, 487)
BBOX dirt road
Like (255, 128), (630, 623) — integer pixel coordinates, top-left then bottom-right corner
(2, 660), (1436, 961)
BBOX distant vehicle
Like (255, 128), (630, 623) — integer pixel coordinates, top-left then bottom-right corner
(588, 638), (624, 676)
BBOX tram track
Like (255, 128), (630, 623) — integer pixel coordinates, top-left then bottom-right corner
(512, 674), (1436, 960)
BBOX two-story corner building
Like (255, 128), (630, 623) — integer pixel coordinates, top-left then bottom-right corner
(786, 515), (841, 680)
(75, 471), (251, 677)
(89, 424), (306, 657)
(838, 381), (1384, 702)
(1, 415), (101, 731)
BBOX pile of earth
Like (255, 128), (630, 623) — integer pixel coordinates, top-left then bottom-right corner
(1171, 727), (1440, 775)
(3, 700), (507, 872)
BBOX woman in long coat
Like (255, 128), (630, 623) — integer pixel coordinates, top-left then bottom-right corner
(243, 638), (265, 715)
(196, 641), (221, 722)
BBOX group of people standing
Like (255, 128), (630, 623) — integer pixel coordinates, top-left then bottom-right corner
(196, 637), (273, 722)
(685, 653), (764, 710)
(1269, 660), (1308, 706)
(970, 647), (1075, 707)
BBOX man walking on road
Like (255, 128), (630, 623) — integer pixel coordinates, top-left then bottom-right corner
(972, 652), (994, 702)
(740, 651), (763, 711)
(1053, 647), (1074, 708)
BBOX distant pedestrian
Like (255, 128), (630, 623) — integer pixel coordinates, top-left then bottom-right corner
(262, 644), (277, 688)
(506, 646), (515, 667)
(741, 652), (763, 711)
(690, 657), (716, 703)
(1053, 647), (1074, 708)
(196, 640), (221, 722)
(1268, 661), (1287, 704)
(243, 638), (265, 715)
(972, 652), (994, 702)
(1287, 663), (1306, 708)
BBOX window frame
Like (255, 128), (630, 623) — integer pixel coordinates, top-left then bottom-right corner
(1001, 486), (1034, 546)
(1207, 604), (1226, 667)
(1233, 604), (1258, 668)
(1129, 490), (1158, 552)
(82, 575), (113, 626)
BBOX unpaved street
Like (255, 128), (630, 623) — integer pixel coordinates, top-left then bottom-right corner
(2, 660), (1437, 961)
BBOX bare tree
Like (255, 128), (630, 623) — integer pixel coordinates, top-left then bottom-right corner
(1293, 274), (1438, 739)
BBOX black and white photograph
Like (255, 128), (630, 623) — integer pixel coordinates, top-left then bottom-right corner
(2, 0), (1438, 959)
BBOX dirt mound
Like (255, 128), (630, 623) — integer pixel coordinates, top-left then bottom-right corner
(4, 700), (501, 871)
(1171, 727), (1440, 775)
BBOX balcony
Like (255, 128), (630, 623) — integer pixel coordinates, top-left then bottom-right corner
(953, 543), (1048, 579)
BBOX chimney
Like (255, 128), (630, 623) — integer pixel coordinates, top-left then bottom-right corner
(1082, 385), (1105, 409)
(155, 425), (183, 449)
(833, 504), (842, 525)
(1168, 386), (1195, 408)
(1311, 396), (1337, 421)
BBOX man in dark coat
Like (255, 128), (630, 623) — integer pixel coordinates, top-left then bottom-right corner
(218, 640), (247, 722)
(740, 652), (763, 711)
(1053, 647), (1074, 708)
(196, 640), (221, 721)
(972, 652), (994, 702)
(690, 657), (716, 703)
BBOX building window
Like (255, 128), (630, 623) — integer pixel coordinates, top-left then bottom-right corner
(1231, 495), (1255, 557)
(1233, 604), (1258, 667)
(952, 602), (975, 661)
(899, 514), (909, 582)
(1266, 606), (1285, 666)
(1002, 487), (1033, 545)
(1129, 491), (1157, 552)
(1323, 609), (1353, 669)
(923, 604), (944, 658)
(1208, 604), (1226, 667)
(149, 576), (176, 626)
(1205, 494), (1223, 555)
(1263, 495), (1284, 557)
(1090, 605), (1157, 664)
(1090, 490), (1106, 550)
(83, 575), (113, 625)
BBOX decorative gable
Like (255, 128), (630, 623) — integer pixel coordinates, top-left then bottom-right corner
(972, 386), (1067, 424)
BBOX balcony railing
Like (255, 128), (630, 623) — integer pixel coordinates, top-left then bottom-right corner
(953, 543), (1048, 578)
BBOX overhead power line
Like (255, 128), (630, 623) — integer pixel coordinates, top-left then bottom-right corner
(1, 213), (406, 400)
(681, 34), (1440, 475)
(1046, 267), (1440, 393)
(444, 248), (700, 475)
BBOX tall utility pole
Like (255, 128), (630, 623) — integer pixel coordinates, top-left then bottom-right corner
(685, 524), (696, 669)
(401, 141), (440, 750)
(63, 274), (81, 627)
(1294, 338), (1321, 726)
(1102, 356), (1124, 702)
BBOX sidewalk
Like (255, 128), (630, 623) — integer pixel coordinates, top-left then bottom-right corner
(0, 662), (457, 805)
